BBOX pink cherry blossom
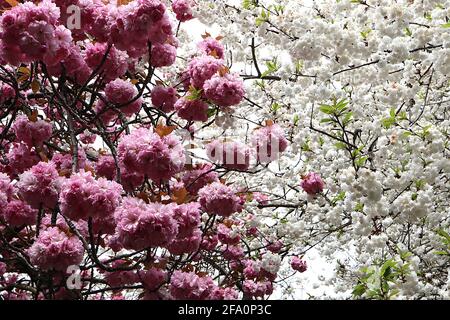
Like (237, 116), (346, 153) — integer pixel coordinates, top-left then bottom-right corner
(151, 86), (178, 113)
(291, 256), (308, 273)
(172, 0), (194, 22)
(114, 197), (178, 250)
(2, 200), (38, 227)
(206, 140), (251, 171)
(188, 56), (223, 88)
(301, 172), (325, 195)
(198, 182), (243, 217)
(17, 162), (61, 209)
(151, 43), (177, 67)
(174, 97), (209, 122)
(117, 127), (185, 182)
(59, 170), (123, 221)
(27, 226), (84, 271)
(182, 163), (219, 195)
(203, 73), (245, 108)
(12, 115), (52, 147)
(198, 37), (225, 59)
(252, 123), (288, 163)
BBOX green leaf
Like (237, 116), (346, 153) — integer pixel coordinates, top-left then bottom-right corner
(320, 118), (334, 123)
(256, 9), (270, 26)
(436, 229), (450, 242)
(242, 0), (257, 9)
(336, 99), (349, 111)
(380, 260), (397, 278)
(271, 102), (281, 113)
(319, 104), (335, 114)
(261, 58), (280, 77)
(354, 202), (364, 212)
(415, 179), (425, 190)
(360, 29), (372, 40)
(382, 117), (396, 129)
(334, 142), (347, 150)
(343, 112), (353, 125)
(356, 156), (368, 167)
(352, 283), (366, 297)
(207, 107), (217, 118)
(332, 191), (346, 204)
(295, 60), (304, 73)
(389, 107), (396, 118)
(441, 22), (450, 28)
(404, 27), (412, 36)
(186, 86), (203, 101)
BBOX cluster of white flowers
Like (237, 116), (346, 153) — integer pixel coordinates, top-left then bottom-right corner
(183, 0), (450, 299)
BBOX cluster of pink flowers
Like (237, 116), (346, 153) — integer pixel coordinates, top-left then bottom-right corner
(0, 0), (72, 66)
(188, 56), (224, 88)
(206, 140), (251, 171)
(120, 165), (145, 192)
(181, 163), (219, 195)
(242, 280), (273, 298)
(151, 43), (177, 67)
(84, 43), (129, 83)
(151, 86), (178, 112)
(102, 260), (139, 288)
(40, 215), (88, 239)
(95, 155), (117, 181)
(138, 268), (166, 291)
(0, 173), (14, 214)
(169, 271), (216, 300)
(252, 123), (289, 162)
(117, 127), (185, 182)
(100, 79), (143, 119)
(46, 44), (92, 85)
(174, 97), (209, 122)
(167, 202), (202, 255)
(27, 226), (84, 271)
(267, 240), (283, 253)
(198, 182), (243, 217)
(2, 200), (37, 227)
(51, 149), (87, 174)
(104, 79), (140, 110)
(0, 83), (14, 104)
(0, 0), (289, 301)
(203, 73), (245, 108)
(59, 170), (123, 221)
(17, 161), (61, 209)
(172, 0), (194, 22)
(291, 256), (308, 273)
(198, 38), (225, 59)
(113, 197), (178, 250)
(301, 172), (325, 195)
(223, 245), (244, 260)
(12, 115), (52, 147)
(167, 229), (202, 255)
(79, 130), (97, 144)
(94, 154), (145, 193)
(217, 223), (241, 245)
(2, 143), (39, 178)
(172, 202), (201, 237)
(168, 269), (238, 300)
(109, 0), (172, 58)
